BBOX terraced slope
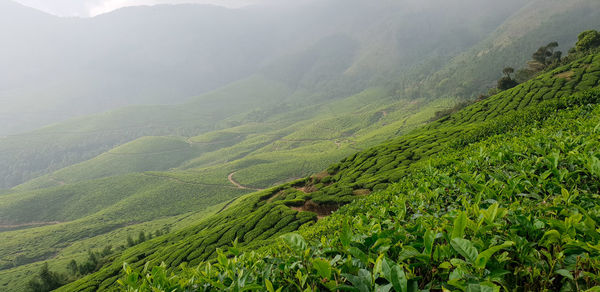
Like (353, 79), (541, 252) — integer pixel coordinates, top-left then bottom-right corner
(322, 52), (600, 195)
(58, 51), (600, 291)
(0, 92), (449, 291)
(122, 93), (600, 291)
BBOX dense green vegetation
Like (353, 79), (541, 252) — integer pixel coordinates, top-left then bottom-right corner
(121, 99), (600, 291)
(1, 2), (599, 290)
(56, 46), (600, 291)
(0, 87), (447, 291)
(0, 203), (226, 291)
(317, 50), (600, 197)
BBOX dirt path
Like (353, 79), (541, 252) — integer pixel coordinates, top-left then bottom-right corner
(227, 172), (264, 191)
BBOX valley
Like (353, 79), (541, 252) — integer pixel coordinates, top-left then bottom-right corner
(0, 0), (599, 291)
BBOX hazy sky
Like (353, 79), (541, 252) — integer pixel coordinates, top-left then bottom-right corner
(11, 0), (268, 17)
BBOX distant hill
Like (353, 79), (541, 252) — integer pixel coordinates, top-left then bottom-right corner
(0, 0), (533, 188)
(0, 0), (526, 135)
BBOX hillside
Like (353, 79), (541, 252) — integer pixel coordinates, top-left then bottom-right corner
(0, 0), (527, 136)
(122, 90), (600, 291)
(0, 0), (536, 189)
(1, 1), (600, 291)
(56, 49), (600, 291)
(2, 0), (598, 191)
(0, 89), (452, 291)
(407, 0), (600, 99)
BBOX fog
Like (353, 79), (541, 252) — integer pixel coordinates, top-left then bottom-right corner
(12, 0), (272, 17)
(2, 0), (544, 136)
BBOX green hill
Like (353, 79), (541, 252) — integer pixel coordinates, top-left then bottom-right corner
(121, 90), (600, 291)
(56, 49), (600, 292)
(2, 2), (600, 291)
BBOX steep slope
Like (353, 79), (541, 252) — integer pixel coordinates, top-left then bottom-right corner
(57, 51), (600, 292)
(0, 93), (449, 289)
(2, 2), (600, 290)
(123, 93), (600, 291)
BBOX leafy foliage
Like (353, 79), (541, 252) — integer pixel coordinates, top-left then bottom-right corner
(120, 102), (600, 291)
(54, 49), (600, 292)
(27, 263), (66, 292)
(576, 30), (600, 52)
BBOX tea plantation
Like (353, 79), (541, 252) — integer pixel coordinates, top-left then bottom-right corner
(121, 95), (600, 291)
(57, 51), (600, 291)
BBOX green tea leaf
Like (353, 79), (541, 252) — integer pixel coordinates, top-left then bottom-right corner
(280, 233), (307, 252)
(348, 247), (368, 265)
(390, 265), (408, 292)
(451, 238), (479, 264)
(555, 269), (574, 280)
(452, 212), (468, 239)
(265, 279), (275, 292)
(313, 258), (332, 279)
(540, 230), (561, 247)
(423, 230), (435, 255)
(341, 223), (352, 248)
(474, 241), (514, 269)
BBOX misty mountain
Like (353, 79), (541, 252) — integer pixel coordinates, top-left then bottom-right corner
(0, 0), (536, 188)
(0, 0), (528, 135)
(2, 0), (600, 290)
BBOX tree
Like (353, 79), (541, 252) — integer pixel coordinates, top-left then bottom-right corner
(532, 46), (549, 64)
(127, 235), (135, 247)
(67, 260), (78, 275)
(27, 263), (65, 292)
(531, 42), (562, 67)
(515, 68), (535, 83)
(552, 51), (562, 63)
(137, 231), (146, 244)
(576, 30), (600, 52)
(502, 67), (515, 78)
(546, 41), (559, 52)
(497, 76), (518, 91)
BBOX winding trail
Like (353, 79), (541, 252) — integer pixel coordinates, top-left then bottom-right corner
(227, 172), (264, 191)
